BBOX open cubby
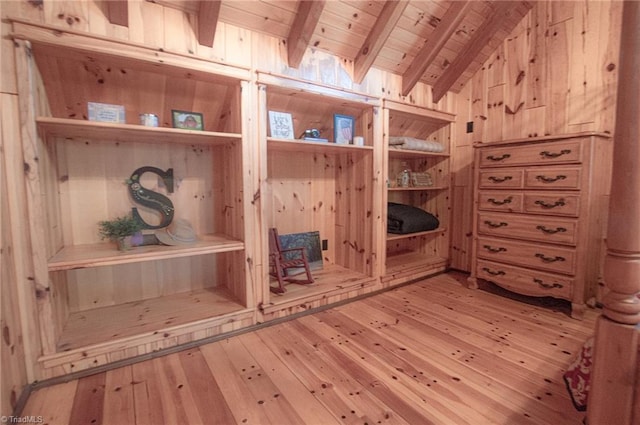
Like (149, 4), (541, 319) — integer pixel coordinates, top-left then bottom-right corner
(260, 77), (378, 306)
(25, 39), (253, 363)
(382, 101), (455, 286)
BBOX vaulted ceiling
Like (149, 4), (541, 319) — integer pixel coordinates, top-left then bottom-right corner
(107, 1), (533, 102)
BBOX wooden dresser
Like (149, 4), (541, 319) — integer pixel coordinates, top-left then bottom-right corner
(468, 133), (612, 319)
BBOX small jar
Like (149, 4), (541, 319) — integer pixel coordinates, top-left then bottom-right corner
(139, 113), (159, 127)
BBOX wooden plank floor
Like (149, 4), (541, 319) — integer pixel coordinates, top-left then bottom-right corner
(22, 272), (597, 424)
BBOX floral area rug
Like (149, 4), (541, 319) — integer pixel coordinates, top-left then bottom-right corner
(563, 337), (594, 411)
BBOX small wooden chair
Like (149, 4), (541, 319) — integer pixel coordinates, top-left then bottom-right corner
(268, 228), (314, 294)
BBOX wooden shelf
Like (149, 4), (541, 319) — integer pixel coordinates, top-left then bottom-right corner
(261, 263), (376, 314)
(388, 148), (449, 159)
(56, 286), (246, 352)
(268, 137), (374, 154)
(37, 117), (242, 146)
(48, 234), (244, 271)
(388, 186), (448, 192)
(385, 251), (448, 276)
(383, 99), (456, 123)
(386, 228), (446, 241)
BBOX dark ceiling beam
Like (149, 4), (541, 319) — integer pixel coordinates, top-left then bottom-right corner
(432, 1), (519, 103)
(401, 1), (473, 96)
(107, 0), (128, 27)
(197, 0), (221, 47)
(287, 0), (326, 68)
(353, 0), (409, 84)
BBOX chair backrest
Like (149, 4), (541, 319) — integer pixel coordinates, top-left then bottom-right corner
(268, 228), (282, 254)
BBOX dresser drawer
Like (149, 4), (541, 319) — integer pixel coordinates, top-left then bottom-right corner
(524, 167), (581, 190)
(476, 259), (573, 299)
(523, 192), (580, 216)
(476, 236), (576, 275)
(479, 140), (582, 168)
(477, 213), (578, 245)
(479, 169), (523, 188)
(478, 192), (523, 212)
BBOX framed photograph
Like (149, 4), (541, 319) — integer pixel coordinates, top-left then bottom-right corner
(334, 114), (354, 144)
(172, 110), (204, 130)
(268, 111), (294, 139)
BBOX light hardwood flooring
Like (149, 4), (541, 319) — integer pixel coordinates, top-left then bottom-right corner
(22, 272), (597, 424)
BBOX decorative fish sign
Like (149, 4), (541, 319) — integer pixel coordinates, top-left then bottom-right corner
(127, 166), (175, 229)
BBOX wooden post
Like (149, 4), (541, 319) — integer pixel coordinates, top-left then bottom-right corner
(587, 2), (640, 424)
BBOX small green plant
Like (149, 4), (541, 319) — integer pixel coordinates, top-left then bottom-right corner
(98, 214), (142, 249)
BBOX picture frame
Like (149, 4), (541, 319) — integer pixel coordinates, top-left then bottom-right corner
(278, 230), (323, 272)
(334, 114), (355, 144)
(88, 102), (125, 123)
(171, 110), (204, 131)
(268, 111), (294, 139)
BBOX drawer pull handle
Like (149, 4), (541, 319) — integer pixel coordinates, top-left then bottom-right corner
(536, 175), (567, 183)
(483, 245), (507, 253)
(534, 278), (564, 289)
(488, 176), (513, 183)
(534, 199), (566, 209)
(486, 154), (511, 161)
(487, 196), (513, 206)
(535, 253), (565, 262)
(536, 225), (567, 234)
(540, 149), (571, 158)
(484, 220), (508, 228)
(482, 267), (505, 276)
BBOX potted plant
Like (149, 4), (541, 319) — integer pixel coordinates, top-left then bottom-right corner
(98, 214), (143, 251)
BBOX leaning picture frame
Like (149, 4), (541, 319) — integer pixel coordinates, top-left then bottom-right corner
(268, 111), (295, 139)
(172, 110), (204, 130)
(334, 114), (355, 144)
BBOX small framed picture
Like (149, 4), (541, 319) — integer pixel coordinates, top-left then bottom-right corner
(334, 114), (354, 144)
(88, 102), (125, 123)
(172, 110), (204, 131)
(268, 111), (294, 139)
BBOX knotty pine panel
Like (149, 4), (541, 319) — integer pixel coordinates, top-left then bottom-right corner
(334, 151), (374, 275)
(1, 95), (29, 415)
(267, 150), (338, 266)
(53, 138), (219, 246)
(450, 1), (620, 272)
(63, 254), (218, 312)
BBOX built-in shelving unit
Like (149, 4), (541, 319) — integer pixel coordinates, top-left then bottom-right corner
(257, 73), (381, 318)
(382, 100), (455, 287)
(16, 27), (257, 377)
(14, 23), (461, 379)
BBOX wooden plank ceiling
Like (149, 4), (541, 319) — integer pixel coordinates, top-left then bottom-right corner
(115, 1), (533, 101)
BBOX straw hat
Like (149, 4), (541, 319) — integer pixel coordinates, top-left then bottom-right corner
(155, 218), (197, 245)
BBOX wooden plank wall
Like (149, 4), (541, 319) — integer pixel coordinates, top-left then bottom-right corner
(449, 0), (622, 271)
(1, 94), (30, 418)
(0, 0), (622, 411)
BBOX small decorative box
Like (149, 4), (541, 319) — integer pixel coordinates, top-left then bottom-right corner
(412, 171), (433, 187)
(88, 102), (125, 123)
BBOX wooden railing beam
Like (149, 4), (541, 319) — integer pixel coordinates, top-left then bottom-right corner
(401, 1), (472, 96)
(432, 1), (518, 103)
(353, 0), (408, 84)
(287, 0), (326, 69)
(197, 0), (221, 47)
(106, 0), (128, 27)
